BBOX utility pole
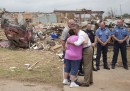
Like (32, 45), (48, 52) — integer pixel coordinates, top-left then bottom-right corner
(120, 4), (122, 19)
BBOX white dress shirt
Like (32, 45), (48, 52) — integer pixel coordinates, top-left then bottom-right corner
(74, 30), (91, 48)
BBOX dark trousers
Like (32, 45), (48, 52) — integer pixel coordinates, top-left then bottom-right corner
(112, 41), (128, 67)
(79, 59), (83, 72)
(96, 43), (108, 67)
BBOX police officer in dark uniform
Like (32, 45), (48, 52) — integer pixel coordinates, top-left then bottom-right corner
(95, 21), (111, 70)
(84, 23), (97, 71)
(111, 19), (129, 70)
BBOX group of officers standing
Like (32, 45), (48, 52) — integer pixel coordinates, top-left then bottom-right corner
(61, 19), (129, 87)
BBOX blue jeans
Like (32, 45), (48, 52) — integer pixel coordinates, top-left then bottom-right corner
(64, 59), (81, 76)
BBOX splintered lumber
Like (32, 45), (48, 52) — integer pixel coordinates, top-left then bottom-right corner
(50, 45), (62, 51)
(28, 61), (39, 71)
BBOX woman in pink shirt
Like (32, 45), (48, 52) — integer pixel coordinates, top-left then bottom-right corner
(63, 29), (82, 88)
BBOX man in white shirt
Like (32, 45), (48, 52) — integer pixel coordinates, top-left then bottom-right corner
(67, 24), (93, 87)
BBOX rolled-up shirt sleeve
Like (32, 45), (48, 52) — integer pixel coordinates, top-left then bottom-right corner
(74, 34), (85, 46)
(61, 28), (69, 40)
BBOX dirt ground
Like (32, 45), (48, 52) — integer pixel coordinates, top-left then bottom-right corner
(64, 67), (130, 91)
(0, 79), (62, 91)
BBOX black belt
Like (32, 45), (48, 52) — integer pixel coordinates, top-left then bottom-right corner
(83, 46), (91, 49)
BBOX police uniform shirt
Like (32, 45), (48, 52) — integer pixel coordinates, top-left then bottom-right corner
(96, 27), (111, 42)
(111, 26), (129, 40)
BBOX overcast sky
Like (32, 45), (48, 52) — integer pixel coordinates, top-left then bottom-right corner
(0, 0), (129, 15)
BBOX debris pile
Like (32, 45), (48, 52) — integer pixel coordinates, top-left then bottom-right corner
(0, 22), (64, 54)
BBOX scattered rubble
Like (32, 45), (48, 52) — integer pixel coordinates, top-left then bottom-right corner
(50, 45), (62, 51)
(27, 62), (39, 71)
(0, 19), (64, 52)
(24, 64), (31, 68)
(0, 40), (10, 48)
(9, 67), (19, 72)
(56, 53), (63, 59)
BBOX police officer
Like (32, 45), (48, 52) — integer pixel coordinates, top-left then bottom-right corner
(95, 21), (111, 70)
(84, 23), (97, 71)
(111, 19), (129, 70)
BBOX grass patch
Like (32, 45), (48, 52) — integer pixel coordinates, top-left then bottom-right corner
(0, 48), (63, 86)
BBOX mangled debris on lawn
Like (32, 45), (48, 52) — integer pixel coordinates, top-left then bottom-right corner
(0, 19), (64, 52)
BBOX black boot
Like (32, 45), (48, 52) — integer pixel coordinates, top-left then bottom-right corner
(78, 71), (84, 76)
(96, 66), (100, 70)
(104, 65), (110, 70)
(123, 66), (129, 70)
